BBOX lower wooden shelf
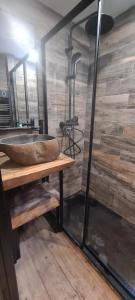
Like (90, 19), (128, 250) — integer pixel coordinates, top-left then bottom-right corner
(10, 183), (60, 230)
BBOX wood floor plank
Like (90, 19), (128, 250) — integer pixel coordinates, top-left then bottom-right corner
(35, 218), (121, 300)
(15, 240), (50, 300)
(16, 217), (121, 300)
(22, 222), (80, 300)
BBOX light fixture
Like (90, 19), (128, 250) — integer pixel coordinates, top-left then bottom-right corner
(12, 21), (32, 46)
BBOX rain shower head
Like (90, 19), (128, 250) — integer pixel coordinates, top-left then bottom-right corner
(71, 52), (82, 65)
(85, 12), (114, 36)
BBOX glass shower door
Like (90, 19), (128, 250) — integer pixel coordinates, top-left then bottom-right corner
(85, 1), (135, 298)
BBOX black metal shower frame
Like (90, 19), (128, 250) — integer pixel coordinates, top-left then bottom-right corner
(41, 1), (134, 299)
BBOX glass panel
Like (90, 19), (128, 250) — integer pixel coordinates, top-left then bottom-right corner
(45, 1), (98, 243)
(85, 1), (135, 297)
(62, 1), (98, 243)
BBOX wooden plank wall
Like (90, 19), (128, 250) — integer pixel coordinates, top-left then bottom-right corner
(0, 0), (91, 197)
(46, 26), (90, 196)
(82, 6), (135, 225)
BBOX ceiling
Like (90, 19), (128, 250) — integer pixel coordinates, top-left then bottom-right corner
(0, 11), (34, 59)
(0, 0), (134, 60)
(39, 0), (135, 20)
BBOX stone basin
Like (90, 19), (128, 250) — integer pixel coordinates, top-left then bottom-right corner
(0, 134), (60, 166)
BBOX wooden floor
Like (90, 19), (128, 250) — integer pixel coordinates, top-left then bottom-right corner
(15, 217), (121, 300)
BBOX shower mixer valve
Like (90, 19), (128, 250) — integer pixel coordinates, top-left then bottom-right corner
(59, 116), (79, 131)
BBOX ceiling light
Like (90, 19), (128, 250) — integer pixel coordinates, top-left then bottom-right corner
(12, 21), (32, 46)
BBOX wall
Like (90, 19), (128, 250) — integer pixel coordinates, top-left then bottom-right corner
(46, 25), (90, 196)
(1, 1), (135, 224)
(0, 54), (8, 91)
(0, 0), (64, 123)
(83, 6), (135, 225)
(0, 0), (91, 197)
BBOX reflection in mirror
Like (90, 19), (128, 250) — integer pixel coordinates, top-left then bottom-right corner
(0, 9), (39, 134)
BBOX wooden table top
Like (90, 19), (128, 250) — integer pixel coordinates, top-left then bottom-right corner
(0, 153), (74, 191)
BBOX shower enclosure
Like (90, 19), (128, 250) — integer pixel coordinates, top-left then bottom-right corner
(42, 1), (135, 299)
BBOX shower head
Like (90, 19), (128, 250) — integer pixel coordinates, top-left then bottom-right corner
(71, 52), (82, 78)
(85, 12), (114, 36)
(71, 52), (82, 65)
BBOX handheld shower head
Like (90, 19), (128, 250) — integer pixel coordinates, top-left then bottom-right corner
(71, 52), (82, 78)
(71, 52), (82, 65)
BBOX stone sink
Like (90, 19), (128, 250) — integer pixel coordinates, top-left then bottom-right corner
(0, 134), (60, 166)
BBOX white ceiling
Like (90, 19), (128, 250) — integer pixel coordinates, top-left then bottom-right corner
(0, 11), (34, 59)
(39, 0), (135, 19)
(0, 0), (134, 59)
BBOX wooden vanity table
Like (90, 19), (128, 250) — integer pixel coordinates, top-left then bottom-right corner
(0, 153), (74, 300)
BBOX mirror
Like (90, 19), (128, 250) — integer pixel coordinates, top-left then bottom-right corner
(0, 9), (39, 132)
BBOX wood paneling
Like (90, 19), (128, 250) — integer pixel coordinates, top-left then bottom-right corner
(83, 7), (135, 225)
(45, 19), (90, 197)
(0, 0), (90, 197)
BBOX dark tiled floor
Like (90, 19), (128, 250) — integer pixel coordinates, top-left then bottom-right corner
(63, 193), (135, 298)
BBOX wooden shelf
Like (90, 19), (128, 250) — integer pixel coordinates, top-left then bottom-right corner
(0, 153), (74, 191)
(10, 183), (59, 230)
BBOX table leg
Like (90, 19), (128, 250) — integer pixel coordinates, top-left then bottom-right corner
(0, 240), (11, 299)
(59, 170), (63, 230)
(56, 206), (60, 230)
(0, 184), (19, 300)
(12, 229), (21, 264)
(44, 171), (63, 232)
